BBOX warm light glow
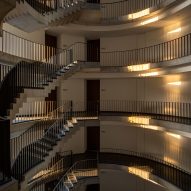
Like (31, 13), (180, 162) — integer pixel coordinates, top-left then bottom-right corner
(140, 125), (160, 131)
(127, 63), (150, 72)
(167, 81), (182, 86)
(168, 27), (182, 34)
(139, 72), (159, 77)
(128, 8), (150, 20)
(164, 156), (177, 164)
(128, 167), (150, 180)
(128, 116), (150, 125)
(166, 132), (181, 139)
(140, 17), (159, 25)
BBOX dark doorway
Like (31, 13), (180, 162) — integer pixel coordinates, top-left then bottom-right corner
(87, 126), (100, 151)
(87, 0), (100, 3)
(45, 87), (57, 112)
(86, 184), (100, 191)
(87, 39), (100, 62)
(86, 80), (100, 113)
(45, 33), (57, 61)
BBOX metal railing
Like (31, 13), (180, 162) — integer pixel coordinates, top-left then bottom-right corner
(13, 101), (57, 123)
(0, 63), (13, 84)
(53, 159), (98, 191)
(101, 0), (166, 21)
(100, 100), (191, 119)
(0, 30), (87, 65)
(1, 30), (191, 68)
(101, 32), (191, 66)
(10, 101), (71, 167)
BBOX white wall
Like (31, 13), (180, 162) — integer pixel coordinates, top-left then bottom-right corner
(100, 120), (191, 173)
(100, 73), (191, 103)
(58, 78), (86, 110)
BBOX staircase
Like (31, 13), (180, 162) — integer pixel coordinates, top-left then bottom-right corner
(0, 60), (79, 119)
(4, 0), (86, 32)
(11, 117), (75, 183)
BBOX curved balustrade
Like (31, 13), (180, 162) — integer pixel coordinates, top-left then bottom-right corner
(100, 100), (191, 120)
(101, 0), (166, 21)
(101, 32), (191, 67)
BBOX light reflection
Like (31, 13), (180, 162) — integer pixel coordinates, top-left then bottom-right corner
(127, 63), (150, 72)
(168, 27), (181, 34)
(167, 81), (182, 86)
(128, 116), (150, 125)
(139, 72), (159, 77)
(164, 156), (177, 164)
(128, 8), (150, 20)
(140, 16), (159, 25)
(166, 132), (181, 139)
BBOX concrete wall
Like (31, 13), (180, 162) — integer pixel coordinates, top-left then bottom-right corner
(100, 73), (191, 104)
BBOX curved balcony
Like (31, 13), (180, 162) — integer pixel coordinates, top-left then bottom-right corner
(31, 150), (191, 191)
(4, 0), (190, 32)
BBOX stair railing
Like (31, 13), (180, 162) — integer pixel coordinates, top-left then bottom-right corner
(13, 101), (57, 124)
(53, 159), (98, 191)
(10, 101), (71, 167)
(29, 150), (73, 186)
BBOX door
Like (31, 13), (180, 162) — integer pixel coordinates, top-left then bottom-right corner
(86, 80), (100, 113)
(87, 126), (100, 151)
(87, 39), (100, 62)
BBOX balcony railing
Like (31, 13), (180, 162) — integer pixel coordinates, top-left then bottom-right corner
(101, 0), (166, 21)
(101, 32), (191, 67)
(100, 100), (191, 119)
(1, 30), (191, 68)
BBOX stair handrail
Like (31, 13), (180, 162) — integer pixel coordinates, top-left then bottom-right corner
(53, 159), (98, 191)
(29, 150), (73, 184)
